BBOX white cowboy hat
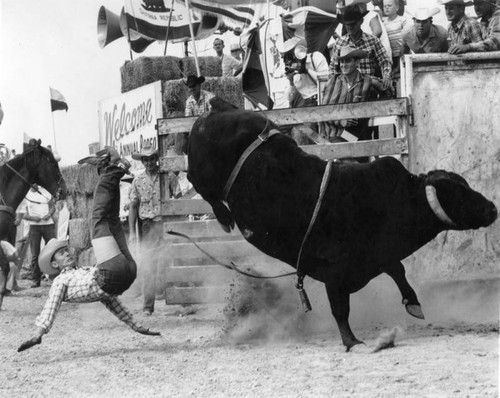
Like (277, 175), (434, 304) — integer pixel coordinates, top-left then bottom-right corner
(338, 45), (368, 59)
(131, 142), (158, 161)
(277, 37), (306, 54)
(338, 0), (371, 8)
(438, 0), (473, 6)
(407, 8), (441, 20)
(39, 239), (68, 276)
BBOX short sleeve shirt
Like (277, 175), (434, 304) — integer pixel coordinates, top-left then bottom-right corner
(129, 171), (161, 221)
(185, 90), (216, 117)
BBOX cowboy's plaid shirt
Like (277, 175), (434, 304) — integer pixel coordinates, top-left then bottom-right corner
(330, 32), (392, 81)
(448, 14), (483, 47)
(35, 267), (142, 333)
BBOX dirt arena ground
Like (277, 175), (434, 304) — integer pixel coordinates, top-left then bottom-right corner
(1, 277), (498, 398)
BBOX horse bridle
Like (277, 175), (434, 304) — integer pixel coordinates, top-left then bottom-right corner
(0, 154), (64, 209)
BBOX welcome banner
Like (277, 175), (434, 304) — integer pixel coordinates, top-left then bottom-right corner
(98, 81), (162, 171)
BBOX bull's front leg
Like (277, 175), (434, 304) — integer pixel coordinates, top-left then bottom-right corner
(325, 282), (363, 351)
(0, 244), (9, 310)
(209, 200), (235, 233)
(384, 261), (424, 320)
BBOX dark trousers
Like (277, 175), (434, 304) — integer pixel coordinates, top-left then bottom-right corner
(139, 219), (163, 312)
(29, 224), (56, 283)
(91, 166), (137, 295)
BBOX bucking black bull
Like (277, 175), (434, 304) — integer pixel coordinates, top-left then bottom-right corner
(187, 98), (497, 351)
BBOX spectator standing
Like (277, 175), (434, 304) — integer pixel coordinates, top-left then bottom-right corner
(20, 185), (56, 288)
(174, 75), (216, 155)
(280, 37), (329, 108)
(321, 45), (392, 157)
(402, 8), (449, 54)
(382, 0), (412, 68)
(340, 0), (393, 58)
(128, 143), (181, 316)
(17, 148), (159, 353)
(213, 38), (243, 77)
(440, 0), (483, 53)
(454, 0), (500, 52)
(184, 75), (215, 117)
(330, 5), (393, 92)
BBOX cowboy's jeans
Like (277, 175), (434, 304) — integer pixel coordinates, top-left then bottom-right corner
(91, 166), (137, 295)
(29, 224), (56, 283)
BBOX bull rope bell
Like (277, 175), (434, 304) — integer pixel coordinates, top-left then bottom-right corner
(295, 160), (334, 313)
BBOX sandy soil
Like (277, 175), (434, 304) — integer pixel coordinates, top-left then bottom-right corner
(0, 277), (498, 398)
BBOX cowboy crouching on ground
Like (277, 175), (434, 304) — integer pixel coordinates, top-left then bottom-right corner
(17, 147), (160, 353)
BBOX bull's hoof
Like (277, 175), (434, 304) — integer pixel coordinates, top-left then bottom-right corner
(347, 342), (369, 353)
(406, 304), (425, 319)
(218, 221), (231, 233)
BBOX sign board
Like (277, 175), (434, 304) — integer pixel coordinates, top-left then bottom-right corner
(98, 81), (163, 171)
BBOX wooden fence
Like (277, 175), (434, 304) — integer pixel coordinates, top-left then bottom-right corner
(157, 98), (412, 304)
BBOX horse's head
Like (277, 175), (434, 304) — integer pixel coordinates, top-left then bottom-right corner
(23, 139), (67, 200)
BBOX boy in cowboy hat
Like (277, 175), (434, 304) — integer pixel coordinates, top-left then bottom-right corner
(322, 45), (391, 155)
(439, 0), (483, 53)
(18, 147), (160, 352)
(176, 75), (216, 155)
(330, 5), (393, 92)
(129, 142), (181, 316)
(402, 8), (449, 54)
(184, 75), (215, 118)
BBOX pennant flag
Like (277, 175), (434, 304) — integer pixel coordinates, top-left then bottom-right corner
(50, 87), (68, 112)
(184, 0), (265, 30)
(281, 6), (338, 56)
(241, 23), (274, 110)
(23, 132), (34, 152)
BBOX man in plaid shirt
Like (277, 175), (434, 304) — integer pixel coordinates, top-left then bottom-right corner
(442, 0), (484, 53)
(18, 148), (160, 352)
(330, 5), (393, 92)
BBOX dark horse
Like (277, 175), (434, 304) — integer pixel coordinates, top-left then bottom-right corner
(0, 139), (67, 310)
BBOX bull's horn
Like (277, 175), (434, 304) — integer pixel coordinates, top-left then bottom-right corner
(425, 185), (456, 227)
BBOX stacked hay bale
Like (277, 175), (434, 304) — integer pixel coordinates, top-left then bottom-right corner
(120, 55), (244, 117)
(59, 164), (99, 267)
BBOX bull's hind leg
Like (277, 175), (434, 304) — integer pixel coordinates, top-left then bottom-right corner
(325, 282), (363, 351)
(384, 261), (424, 319)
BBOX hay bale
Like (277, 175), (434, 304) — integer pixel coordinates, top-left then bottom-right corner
(68, 218), (90, 250)
(163, 76), (244, 114)
(61, 164), (99, 195)
(181, 56), (222, 78)
(121, 56), (183, 93)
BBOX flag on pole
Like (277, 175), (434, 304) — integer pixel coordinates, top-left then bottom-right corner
(50, 87), (68, 112)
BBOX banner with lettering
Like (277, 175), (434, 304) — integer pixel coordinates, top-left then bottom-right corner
(97, 81), (162, 171)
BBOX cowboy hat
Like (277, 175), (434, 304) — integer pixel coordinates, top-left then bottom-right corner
(184, 75), (205, 88)
(338, 0), (371, 8)
(131, 142), (158, 161)
(407, 7), (441, 20)
(338, 45), (368, 59)
(337, 5), (368, 24)
(39, 239), (68, 276)
(439, 0), (473, 6)
(277, 37), (306, 54)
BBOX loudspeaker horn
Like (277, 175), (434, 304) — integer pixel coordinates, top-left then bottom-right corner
(97, 6), (124, 48)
